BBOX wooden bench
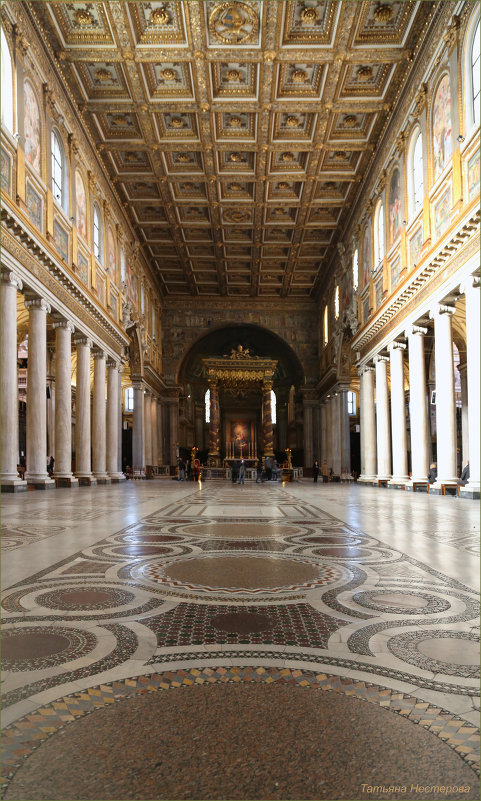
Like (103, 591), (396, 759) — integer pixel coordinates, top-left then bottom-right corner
(412, 482), (429, 493)
(377, 478), (389, 487)
(441, 483), (459, 496)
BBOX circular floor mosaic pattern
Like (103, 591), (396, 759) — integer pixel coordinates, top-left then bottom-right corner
(352, 591), (451, 615)
(134, 553), (345, 597)
(2, 626), (98, 672)
(36, 586), (135, 611)
(4, 680), (479, 800)
(183, 523), (301, 539)
(388, 630), (481, 679)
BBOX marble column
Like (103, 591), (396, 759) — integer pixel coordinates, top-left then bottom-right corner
(1, 269), (26, 491)
(431, 304), (457, 486)
(208, 381), (220, 461)
(169, 400), (179, 466)
(320, 402), (327, 468)
(359, 366), (376, 482)
(157, 400), (164, 465)
(339, 390), (352, 477)
(388, 342), (409, 484)
(151, 394), (158, 467)
(461, 277), (480, 497)
(132, 382), (144, 472)
(407, 325), (429, 483)
(331, 394), (341, 476)
(458, 363), (469, 467)
(53, 319), (78, 486)
(375, 355), (392, 480)
(144, 391), (152, 466)
(195, 402), (204, 451)
(262, 380), (274, 458)
(303, 401), (313, 469)
(24, 296), (55, 488)
(107, 360), (124, 481)
(92, 349), (110, 483)
(46, 348), (55, 464)
(117, 367), (123, 473)
(74, 336), (96, 484)
(325, 397), (333, 472)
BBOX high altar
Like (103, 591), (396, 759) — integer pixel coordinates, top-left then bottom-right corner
(202, 346), (277, 467)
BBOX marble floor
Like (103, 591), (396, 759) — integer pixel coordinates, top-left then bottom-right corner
(1, 479), (480, 801)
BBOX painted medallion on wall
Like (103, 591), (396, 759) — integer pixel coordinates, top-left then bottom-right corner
(375, 277), (383, 308)
(362, 224), (371, 287)
(342, 267), (353, 310)
(77, 251), (89, 286)
(390, 257), (401, 290)
(433, 187), (451, 240)
(75, 171), (87, 241)
(433, 74), (452, 180)
(23, 81), (41, 174)
(54, 220), (69, 262)
(363, 295), (370, 323)
(1, 149), (11, 194)
(107, 225), (116, 274)
(127, 264), (138, 307)
(26, 183), (42, 230)
(409, 226), (423, 268)
(389, 168), (401, 244)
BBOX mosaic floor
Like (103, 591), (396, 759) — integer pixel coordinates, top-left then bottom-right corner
(1, 480), (480, 800)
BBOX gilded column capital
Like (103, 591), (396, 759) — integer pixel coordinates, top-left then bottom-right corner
(388, 341), (406, 352)
(92, 348), (106, 360)
(24, 296), (51, 315)
(408, 325), (428, 337)
(53, 319), (75, 334)
(73, 334), (93, 348)
(374, 355), (390, 364)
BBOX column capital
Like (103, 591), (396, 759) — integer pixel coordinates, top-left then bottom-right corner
(208, 378), (218, 391)
(132, 380), (144, 391)
(53, 319), (75, 334)
(430, 303), (455, 319)
(1, 268), (23, 291)
(262, 379), (274, 391)
(24, 296), (51, 314)
(374, 354), (390, 364)
(408, 324), (428, 337)
(106, 357), (120, 370)
(358, 364), (375, 376)
(92, 348), (106, 360)
(460, 275), (481, 294)
(74, 334), (92, 348)
(388, 341), (406, 353)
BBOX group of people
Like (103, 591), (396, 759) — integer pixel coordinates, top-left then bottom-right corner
(255, 456), (278, 483)
(428, 461), (470, 485)
(176, 457), (200, 482)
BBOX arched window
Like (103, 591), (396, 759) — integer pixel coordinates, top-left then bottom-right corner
(93, 203), (102, 262)
(205, 388), (210, 423)
(352, 249), (359, 291)
(374, 200), (385, 268)
(347, 391), (356, 415)
(334, 285), (340, 319)
(323, 304), (328, 345)
(472, 19), (480, 126)
(271, 390), (276, 425)
(120, 249), (126, 284)
(1, 29), (14, 132)
(51, 129), (66, 209)
(409, 127), (424, 219)
(125, 387), (134, 412)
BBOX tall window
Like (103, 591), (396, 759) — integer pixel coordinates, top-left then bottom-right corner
(347, 391), (356, 415)
(374, 200), (385, 268)
(1, 29), (13, 132)
(51, 130), (64, 207)
(410, 128), (424, 218)
(353, 249), (359, 291)
(205, 388), (210, 423)
(93, 203), (102, 262)
(472, 18), (480, 126)
(323, 305), (328, 345)
(334, 285), (340, 319)
(125, 387), (134, 411)
(271, 390), (276, 425)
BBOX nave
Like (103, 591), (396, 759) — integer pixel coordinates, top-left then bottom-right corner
(1, 480), (480, 801)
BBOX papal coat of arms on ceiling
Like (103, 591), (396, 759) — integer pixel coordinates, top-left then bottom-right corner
(209, 2), (259, 45)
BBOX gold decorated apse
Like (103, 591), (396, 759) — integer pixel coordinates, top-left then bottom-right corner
(29, 1), (438, 299)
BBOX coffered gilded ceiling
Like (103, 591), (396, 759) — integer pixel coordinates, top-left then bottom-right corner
(30, 1), (438, 298)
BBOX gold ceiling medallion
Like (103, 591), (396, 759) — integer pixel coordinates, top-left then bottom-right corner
(277, 182), (290, 190)
(291, 69), (307, 83)
(224, 209), (249, 223)
(333, 151), (346, 161)
(209, 2), (259, 45)
(111, 115), (129, 127)
(301, 7), (318, 24)
(374, 4), (394, 23)
(169, 117), (185, 128)
(343, 115), (357, 128)
(160, 68), (176, 80)
(281, 151), (295, 162)
(94, 68), (112, 83)
(357, 65), (373, 81)
(176, 154), (192, 163)
(286, 116), (300, 128)
(228, 182), (242, 191)
(228, 116), (243, 127)
(226, 68), (241, 81)
(73, 8), (94, 27)
(229, 152), (243, 162)
(150, 7), (171, 26)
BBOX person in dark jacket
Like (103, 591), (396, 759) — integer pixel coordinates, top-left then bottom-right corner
(427, 462), (437, 483)
(458, 462), (470, 485)
(313, 460), (320, 483)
